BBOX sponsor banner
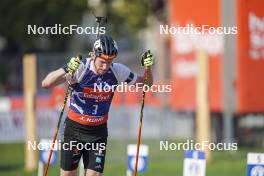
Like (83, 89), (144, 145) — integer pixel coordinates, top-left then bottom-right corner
(236, 0), (264, 113)
(183, 150), (206, 176)
(168, 0), (223, 111)
(247, 153), (264, 176)
(127, 144), (149, 174)
(39, 139), (58, 165)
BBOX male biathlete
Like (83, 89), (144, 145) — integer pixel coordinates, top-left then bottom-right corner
(42, 34), (154, 176)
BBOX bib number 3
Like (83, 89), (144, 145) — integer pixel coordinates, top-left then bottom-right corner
(92, 105), (99, 115)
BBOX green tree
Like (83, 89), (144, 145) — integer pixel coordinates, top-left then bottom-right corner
(0, 0), (87, 53)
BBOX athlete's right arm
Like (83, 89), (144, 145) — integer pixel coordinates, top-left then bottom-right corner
(42, 68), (67, 89)
(42, 57), (81, 89)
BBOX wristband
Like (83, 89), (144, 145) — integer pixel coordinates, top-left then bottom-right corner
(62, 64), (68, 73)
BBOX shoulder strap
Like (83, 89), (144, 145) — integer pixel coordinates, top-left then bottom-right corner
(76, 57), (92, 83)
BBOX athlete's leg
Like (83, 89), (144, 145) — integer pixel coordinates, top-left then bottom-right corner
(61, 123), (83, 175)
(60, 145), (82, 175)
(85, 169), (102, 176)
(60, 169), (78, 176)
(82, 138), (107, 175)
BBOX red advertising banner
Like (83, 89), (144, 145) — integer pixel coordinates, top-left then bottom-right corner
(168, 0), (223, 111)
(236, 0), (264, 113)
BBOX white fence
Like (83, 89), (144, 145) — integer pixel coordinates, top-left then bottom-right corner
(0, 106), (194, 143)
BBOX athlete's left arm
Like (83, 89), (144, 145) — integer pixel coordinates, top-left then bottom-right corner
(135, 68), (153, 86)
(134, 50), (154, 86)
(113, 50), (154, 86)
